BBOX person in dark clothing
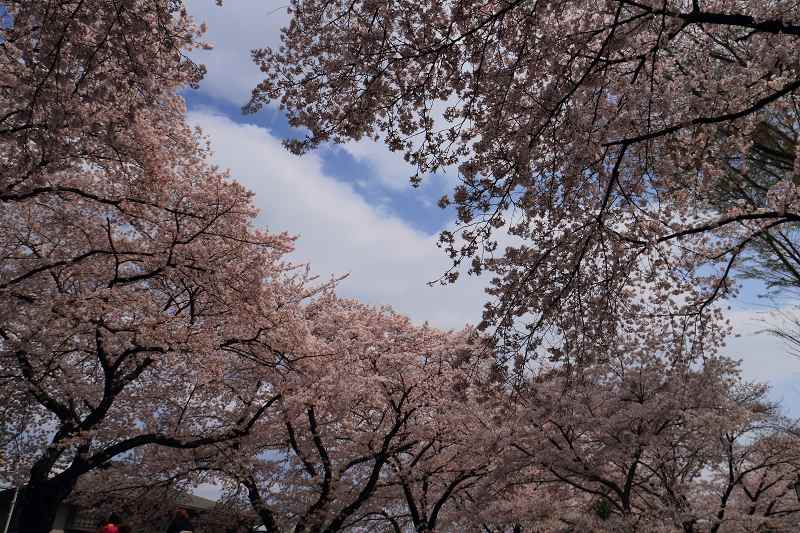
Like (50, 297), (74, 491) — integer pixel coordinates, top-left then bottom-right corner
(166, 507), (194, 533)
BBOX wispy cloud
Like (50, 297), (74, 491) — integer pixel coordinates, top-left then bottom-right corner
(188, 110), (489, 330)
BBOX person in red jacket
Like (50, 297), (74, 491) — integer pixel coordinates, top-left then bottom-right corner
(97, 513), (122, 533)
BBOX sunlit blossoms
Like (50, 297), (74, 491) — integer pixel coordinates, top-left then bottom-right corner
(1, 1), (315, 529)
(252, 0), (800, 366)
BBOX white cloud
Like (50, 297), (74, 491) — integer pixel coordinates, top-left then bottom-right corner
(724, 309), (798, 382)
(723, 308), (800, 415)
(335, 138), (419, 191)
(188, 110), (489, 330)
(187, 0), (287, 106)
(185, 1), (461, 193)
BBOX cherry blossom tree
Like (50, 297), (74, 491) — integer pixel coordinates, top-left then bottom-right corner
(1, 0), (209, 194)
(379, 425), (498, 533)
(5, 2), (800, 532)
(251, 0), (800, 364)
(184, 295), (501, 533)
(478, 352), (800, 532)
(1, 102), (314, 530)
(694, 426), (800, 532)
(375, 355), (510, 533)
(66, 453), (256, 533)
(0, 1), (323, 531)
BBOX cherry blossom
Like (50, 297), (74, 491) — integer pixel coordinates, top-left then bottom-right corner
(188, 295), (500, 533)
(252, 0), (800, 364)
(1, 1), (320, 530)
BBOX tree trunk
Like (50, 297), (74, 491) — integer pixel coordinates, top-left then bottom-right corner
(15, 478), (74, 533)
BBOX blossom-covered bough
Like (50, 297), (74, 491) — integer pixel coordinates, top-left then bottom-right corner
(492, 353), (800, 532)
(0, 1), (320, 530)
(250, 0), (800, 369)
(193, 296), (502, 533)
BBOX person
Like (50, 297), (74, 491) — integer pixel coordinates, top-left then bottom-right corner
(97, 513), (122, 533)
(96, 521), (114, 533)
(166, 508), (194, 533)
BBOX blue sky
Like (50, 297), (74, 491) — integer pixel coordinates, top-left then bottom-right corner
(184, 91), (454, 236)
(183, 0), (800, 414)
